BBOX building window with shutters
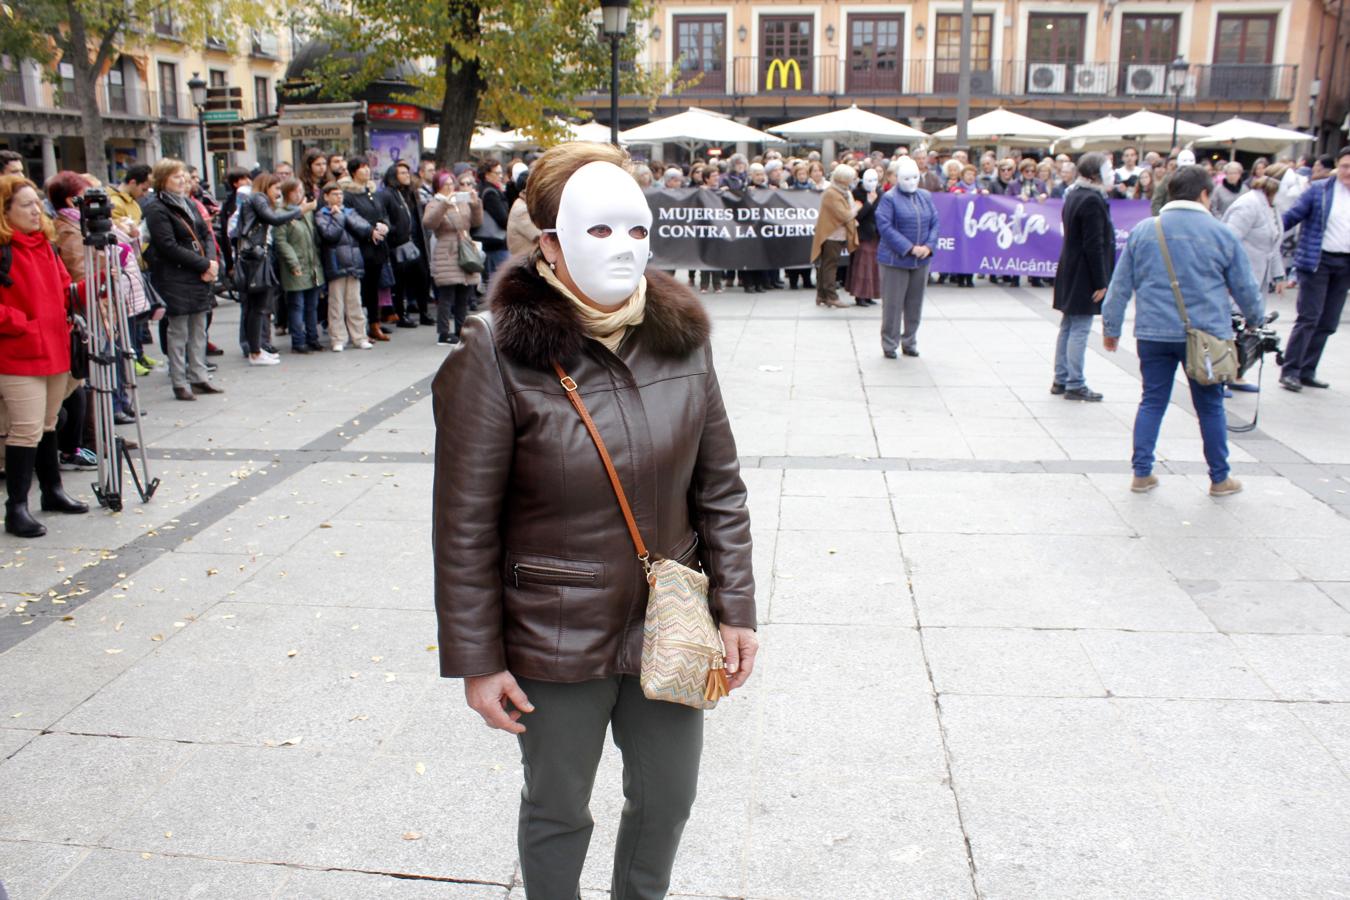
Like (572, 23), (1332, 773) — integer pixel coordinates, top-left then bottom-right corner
(936, 13), (992, 93)
(254, 76), (271, 117)
(760, 16), (814, 93)
(847, 14), (903, 94)
(1210, 14), (1277, 99)
(1025, 14), (1085, 94)
(158, 61), (179, 119)
(673, 16), (726, 94)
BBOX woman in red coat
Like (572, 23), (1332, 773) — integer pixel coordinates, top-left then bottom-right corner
(0, 175), (89, 537)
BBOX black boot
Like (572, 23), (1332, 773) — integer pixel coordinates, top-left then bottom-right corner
(5, 445), (45, 537)
(36, 431), (89, 515)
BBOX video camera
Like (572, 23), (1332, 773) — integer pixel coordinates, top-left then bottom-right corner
(76, 187), (116, 247)
(1232, 310), (1282, 379)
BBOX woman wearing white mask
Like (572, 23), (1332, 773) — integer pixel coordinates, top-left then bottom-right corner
(847, 167), (883, 306)
(876, 157), (940, 358)
(431, 142), (757, 900)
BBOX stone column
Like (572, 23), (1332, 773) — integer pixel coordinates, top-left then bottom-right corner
(40, 136), (57, 183)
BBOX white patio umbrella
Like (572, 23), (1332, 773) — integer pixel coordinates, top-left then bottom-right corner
(769, 104), (929, 147)
(1196, 117), (1314, 157)
(620, 107), (785, 155)
(929, 108), (1066, 147)
(1055, 108), (1208, 153)
(568, 120), (617, 143)
(422, 126), (512, 153)
(1051, 115), (1117, 153)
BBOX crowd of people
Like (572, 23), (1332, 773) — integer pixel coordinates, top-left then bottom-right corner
(0, 148), (538, 538)
(0, 133), (1345, 534)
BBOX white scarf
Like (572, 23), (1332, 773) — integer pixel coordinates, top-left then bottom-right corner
(536, 260), (647, 353)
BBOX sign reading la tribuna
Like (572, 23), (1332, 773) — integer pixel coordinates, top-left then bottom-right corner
(645, 188), (1153, 275)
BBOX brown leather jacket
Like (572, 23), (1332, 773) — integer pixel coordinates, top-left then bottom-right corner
(432, 262), (755, 683)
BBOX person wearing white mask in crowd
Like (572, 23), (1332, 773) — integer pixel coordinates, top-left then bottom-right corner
(875, 156), (940, 358)
(431, 142), (757, 900)
(847, 167), (883, 307)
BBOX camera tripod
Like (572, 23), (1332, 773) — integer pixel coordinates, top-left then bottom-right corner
(79, 191), (159, 511)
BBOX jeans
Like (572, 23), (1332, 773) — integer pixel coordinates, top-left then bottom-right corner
(483, 248), (510, 290)
(1283, 253), (1350, 379)
(514, 675), (701, 900)
(1132, 339), (1229, 484)
(241, 289), (275, 355)
(286, 287), (321, 349)
(1053, 314), (1094, 390)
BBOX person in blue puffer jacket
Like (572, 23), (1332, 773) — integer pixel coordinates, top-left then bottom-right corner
(315, 182), (374, 351)
(876, 156), (940, 358)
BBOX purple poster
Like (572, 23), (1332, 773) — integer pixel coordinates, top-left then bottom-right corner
(368, 128), (422, 179)
(929, 194), (1152, 276)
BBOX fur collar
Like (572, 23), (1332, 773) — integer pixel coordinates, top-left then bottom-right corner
(489, 258), (711, 370)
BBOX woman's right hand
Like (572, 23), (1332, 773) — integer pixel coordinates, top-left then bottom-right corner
(201, 260), (219, 282)
(465, 671), (534, 734)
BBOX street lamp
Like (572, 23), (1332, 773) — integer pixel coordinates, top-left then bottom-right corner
(599, 0), (630, 146)
(187, 72), (208, 176)
(1167, 56), (1188, 152)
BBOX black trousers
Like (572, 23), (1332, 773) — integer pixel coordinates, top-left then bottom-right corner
(435, 284), (473, 337)
(359, 261), (384, 330)
(1284, 253), (1350, 379)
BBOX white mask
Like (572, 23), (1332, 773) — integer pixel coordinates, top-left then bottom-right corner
(895, 157), (920, 193)
(551, 161), (652, 306)
(861, 170), (879, 192)
(1099, 163), (1115, 189)
(1177, 149), (1196, 166)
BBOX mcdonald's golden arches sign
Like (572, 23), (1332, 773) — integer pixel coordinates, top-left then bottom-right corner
(765, 58), (803, 91)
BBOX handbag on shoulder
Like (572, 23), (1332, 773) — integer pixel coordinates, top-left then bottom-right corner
(552, 361), (730, 710)
(1153, 218), (1238, 386)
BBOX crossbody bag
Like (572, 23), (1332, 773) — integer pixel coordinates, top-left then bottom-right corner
(552, 360), (730, 709)
(1153, 217), (1237, 386)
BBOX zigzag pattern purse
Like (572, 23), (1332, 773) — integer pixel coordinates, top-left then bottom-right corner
(553, 361), (729, 710)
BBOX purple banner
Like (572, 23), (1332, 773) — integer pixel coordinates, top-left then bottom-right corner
(929, 194), (1152, 276)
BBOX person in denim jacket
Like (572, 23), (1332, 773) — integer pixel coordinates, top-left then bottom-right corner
(1102, 166), (1265, 497)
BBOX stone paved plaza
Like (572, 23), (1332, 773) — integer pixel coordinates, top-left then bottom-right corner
(1, 282), (1349, 900)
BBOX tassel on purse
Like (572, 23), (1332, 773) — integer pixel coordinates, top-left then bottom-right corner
(553, 361), (728, 710)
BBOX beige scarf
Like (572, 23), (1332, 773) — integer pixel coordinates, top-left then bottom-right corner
(536, 260), (647, 353)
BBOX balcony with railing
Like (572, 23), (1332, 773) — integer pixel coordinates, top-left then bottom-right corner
(586, 57), (1298, 105)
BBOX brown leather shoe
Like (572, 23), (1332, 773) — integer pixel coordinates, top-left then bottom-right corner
(1209, 477), (1243, 497)
(369, 324), (391, 342)
(190, 381), (224, 395)
(173, 386), (196, 401)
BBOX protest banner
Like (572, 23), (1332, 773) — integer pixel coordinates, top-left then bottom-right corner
(646, 188), (1152, 277)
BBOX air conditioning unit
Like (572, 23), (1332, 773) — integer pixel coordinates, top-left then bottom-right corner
(1125, 64), (1166, 96)
(1073, 63), (1110, 95)
(1027, 63), (1067, 94)
(969, 69), (995, 95)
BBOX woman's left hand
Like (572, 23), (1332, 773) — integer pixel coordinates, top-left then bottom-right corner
(719, 624), (759, 691)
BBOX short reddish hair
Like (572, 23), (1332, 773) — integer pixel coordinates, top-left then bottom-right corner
(45, 170), (88, 211)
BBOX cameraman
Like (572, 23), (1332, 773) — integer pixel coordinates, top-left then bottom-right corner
(1102, 165), (1264, 497)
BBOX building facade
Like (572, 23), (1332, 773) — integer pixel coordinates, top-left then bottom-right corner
(0, 18), (295, 189)
(579, 0), (1349, 152)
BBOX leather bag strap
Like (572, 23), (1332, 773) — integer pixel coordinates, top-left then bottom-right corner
(552, 361), (652, 571)
(1153, 216), (1190, 330)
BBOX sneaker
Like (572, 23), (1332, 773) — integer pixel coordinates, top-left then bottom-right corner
(331, 344), (345, 352)
(262, 349), (281, 361)
(134, 360), (152, 377)
(249, 353), (281, 366)
(142, 354), (163, 368)
(356, 340), (374, 350)
(1130, 475), (1159, 493)
(60, 448), (98, 470)
(1209, 477), (1243, 497)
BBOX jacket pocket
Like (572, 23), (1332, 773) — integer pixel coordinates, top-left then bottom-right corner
(671, 532), (700, 568)
(0, 318), (44, 360)
(508, 553), (605, 590)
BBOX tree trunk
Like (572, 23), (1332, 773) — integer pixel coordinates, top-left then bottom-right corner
(436, 52), (484, 163)
(434, 2), (484, 164)
(64, 0), (107, 179)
